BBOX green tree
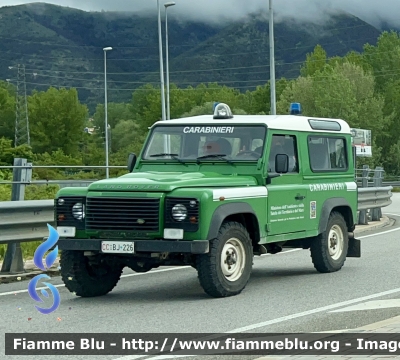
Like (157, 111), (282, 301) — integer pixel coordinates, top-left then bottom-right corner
(0, 81), (17, 141)
(363, 31), (400, 93)
(278, 62), (390, 167)
(0, 137), (33, 166)
(300, 45), (327, 77)
(92, 102), (133, 133)
(111, 119), (144, 153)
(244, 78), (291, 115)
(28, 87), (88, 156)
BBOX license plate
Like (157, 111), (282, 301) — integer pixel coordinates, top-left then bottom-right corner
(101, 241), (135, 254)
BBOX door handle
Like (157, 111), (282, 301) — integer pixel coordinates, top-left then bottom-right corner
(295, 195), (305, 200)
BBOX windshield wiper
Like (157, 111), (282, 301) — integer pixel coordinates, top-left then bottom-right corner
(149, 153), (185, 164)
(196, 154), (233, 163)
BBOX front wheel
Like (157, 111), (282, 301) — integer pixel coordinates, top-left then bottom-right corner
(60, 251), (124, 297)
(195, 221), (253, 298)
(310, 212), (349, 273)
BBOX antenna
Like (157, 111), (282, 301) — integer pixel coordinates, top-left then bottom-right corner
(14, 64), (30, 147)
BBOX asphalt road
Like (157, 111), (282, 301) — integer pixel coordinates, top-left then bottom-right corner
(1, 194), (400, 360)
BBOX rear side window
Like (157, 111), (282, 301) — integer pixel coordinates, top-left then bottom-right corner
(308, 136), (347, 172)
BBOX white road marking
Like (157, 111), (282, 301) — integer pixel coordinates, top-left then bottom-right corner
(0, 225), (399, 360)
(224, 287), (400, 332)
(329, 299), (400, 313)
(354, 225), (400, 238)
(0, 267), (191, 297)
(0, 249), (300, 297)
(113, 287), (400, 360)
(113, 355), (192, 360)
(1, 223), (400, 297)
(132, 356), (193, 360)
(112, 357), (148, 360)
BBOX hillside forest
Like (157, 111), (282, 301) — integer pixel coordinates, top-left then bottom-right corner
(1, 31), (400, 204)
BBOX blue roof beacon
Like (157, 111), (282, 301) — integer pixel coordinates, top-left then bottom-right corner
(289, 102), (302, 115)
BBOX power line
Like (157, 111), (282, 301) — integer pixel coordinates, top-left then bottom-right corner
(0, 22), (379, 50)
(0, 33), (382, 62)
(17, 68), (400, 93)
(18, 43), (400, 78)
(18, 65), (400, 88)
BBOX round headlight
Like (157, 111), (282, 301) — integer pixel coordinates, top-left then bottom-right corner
(72, 202), (85, 220)
(58, 198), (65, 205)
(172, 204), (187, 221)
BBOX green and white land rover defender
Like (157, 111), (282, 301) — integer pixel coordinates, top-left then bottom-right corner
(55, 103), (360, 298)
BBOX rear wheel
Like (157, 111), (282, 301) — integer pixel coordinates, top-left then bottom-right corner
(196, 221), (253, 298)
(310, 212), (348, 273)
(60, 250), (124, 297)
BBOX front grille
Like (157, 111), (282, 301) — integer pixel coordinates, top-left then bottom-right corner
(165, 198), (199, 232)
(86, 197), (160, 232)
(55, 197), (86, 229)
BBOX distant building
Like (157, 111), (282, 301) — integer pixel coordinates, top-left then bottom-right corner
(84, 127), (95, 134)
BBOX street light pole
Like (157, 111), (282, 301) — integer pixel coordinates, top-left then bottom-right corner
(157, 0), (167, 121)
(164, 2), (175, 120)
(269, 0), (276, 115)
(103, 46), (112, 179)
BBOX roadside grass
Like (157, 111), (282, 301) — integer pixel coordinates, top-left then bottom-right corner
(392, 187), (400, 192)
(0, 240), (43, 262)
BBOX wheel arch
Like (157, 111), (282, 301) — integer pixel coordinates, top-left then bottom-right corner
(318, 198), (355, 234)
(207, 202), (260, 248)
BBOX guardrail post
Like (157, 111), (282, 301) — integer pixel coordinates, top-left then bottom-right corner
(358, 165), (369, 225)
(371, 166), (384, 221)
(378, 166), (384, 219)
(0, 158), (32, 275)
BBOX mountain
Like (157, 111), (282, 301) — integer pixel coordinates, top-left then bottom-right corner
(0, 3), (382, 113)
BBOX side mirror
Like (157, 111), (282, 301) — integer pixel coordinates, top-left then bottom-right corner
(275, 154), (289, 174)
(127, 153), (137, 172)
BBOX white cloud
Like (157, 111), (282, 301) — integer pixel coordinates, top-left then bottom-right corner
(0, 0), (399, 28)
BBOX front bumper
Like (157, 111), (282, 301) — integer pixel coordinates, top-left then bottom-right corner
(56, 238), (209, 254)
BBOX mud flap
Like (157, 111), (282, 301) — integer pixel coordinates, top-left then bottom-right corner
(347, 237), (361, 258)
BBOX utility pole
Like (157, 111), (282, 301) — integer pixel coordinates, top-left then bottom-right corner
(164, 2), (176, 120)
(14, 64), (30, 147)
(269, 0), (276, 115)
(103, 47), (112, 179)
(157, 0), (167, 121)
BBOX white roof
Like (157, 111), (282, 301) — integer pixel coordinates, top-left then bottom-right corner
(152, 114), (352, 134)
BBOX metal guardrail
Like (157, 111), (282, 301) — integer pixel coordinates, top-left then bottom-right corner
(0, 200), (55, 275)
(0, 187), (393, 275)
(0, 159), (395, 276)
(381, 181), (400, 187)
(0, 200), (54, 244)
(0, 180), (97, 188)
(358, 187), (393, 210)
(356, 179), (400, 187)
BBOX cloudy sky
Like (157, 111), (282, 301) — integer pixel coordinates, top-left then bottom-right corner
(0, 0), (399, 27)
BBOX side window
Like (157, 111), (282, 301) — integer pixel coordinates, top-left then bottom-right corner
(268, 134), (299, 173)
(308, 136), (347, 171)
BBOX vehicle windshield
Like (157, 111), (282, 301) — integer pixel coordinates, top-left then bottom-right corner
(142, 124), (266, 161)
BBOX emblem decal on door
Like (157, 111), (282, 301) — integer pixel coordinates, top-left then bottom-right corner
(310, 201), (316, 219)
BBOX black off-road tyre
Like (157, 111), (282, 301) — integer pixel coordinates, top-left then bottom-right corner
(195, 221), (253, 298)
(60, 250), (124, 297)
(310, 212), (349, 273)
